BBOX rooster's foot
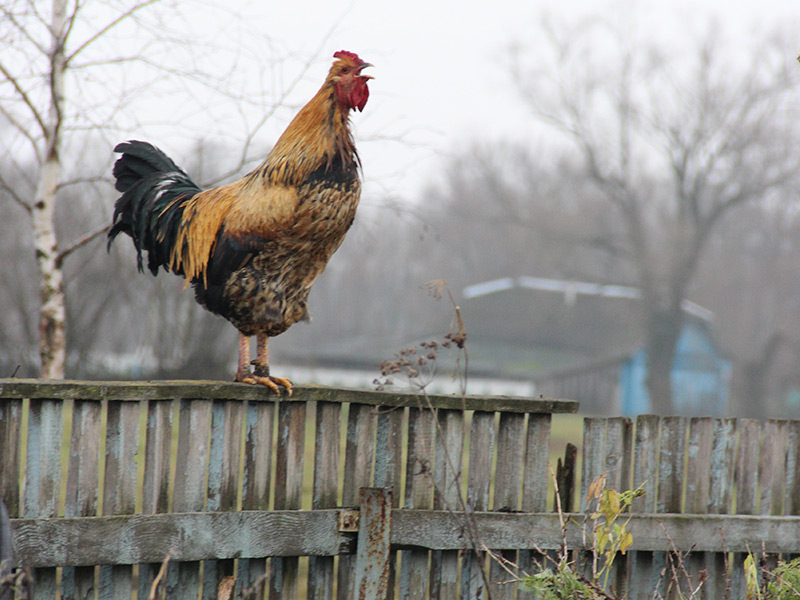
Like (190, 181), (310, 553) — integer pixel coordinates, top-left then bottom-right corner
(241, 374), (293, 396)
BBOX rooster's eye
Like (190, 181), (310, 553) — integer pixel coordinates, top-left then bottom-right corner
(340, 67), (350, 74)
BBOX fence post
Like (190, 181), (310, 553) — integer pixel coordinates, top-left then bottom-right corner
(352, 487), (393, 600)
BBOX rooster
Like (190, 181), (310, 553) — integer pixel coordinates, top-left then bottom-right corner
(108, 50), (373, 394)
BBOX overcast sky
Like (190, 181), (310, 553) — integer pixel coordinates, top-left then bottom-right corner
(171, 0), (800, 202)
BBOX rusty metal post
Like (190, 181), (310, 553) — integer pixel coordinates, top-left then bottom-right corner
(352, 487), (393, 600)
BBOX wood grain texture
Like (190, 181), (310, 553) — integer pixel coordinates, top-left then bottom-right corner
(62, 399), (103, 600)
(204, 400), (244, 600)
(490, 412), (525, 600)
(11, 510), (354, 567)
(23, 397), (63, 598)
(172, 399), (212, 600)
(398, 408), (434, 600)
(760, 420), (787, 517)
(0, 398), (21, 518)
(270, 401), (306, 600)
(373, 407), (403, 597)
(628, 415), (659, 599)
(517, 413), (552, 600)
(309, 401), (341, 600)
(99, 401), (139, 600)
(338, 403), (376, 600)
(462, 411), (495, 599)
(138, 399), (174, 600)
(0, 379), (578, 413)
(431, 409), (465, 600)
(239, 400), (274, 600)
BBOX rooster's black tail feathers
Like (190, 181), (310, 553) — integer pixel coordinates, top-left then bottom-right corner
(108, 140), (201, 276)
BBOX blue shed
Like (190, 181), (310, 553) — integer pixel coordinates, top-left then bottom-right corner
(620, 321), (731, 416)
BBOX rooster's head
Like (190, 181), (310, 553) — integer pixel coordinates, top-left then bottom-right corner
(329, 50), (372, 112)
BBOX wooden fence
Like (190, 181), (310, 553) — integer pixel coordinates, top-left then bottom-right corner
(1, 380), (800, 600)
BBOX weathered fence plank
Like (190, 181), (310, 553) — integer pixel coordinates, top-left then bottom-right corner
(0, 379), (578, 413)
(270, 401), (306, 600)
(397, 407), (434, 600)
(309, 401), (341, 600)
(62, 399), (103, 600)
(461, 411), (495, 599)
(138, 399), (174, 600)
(373, 407), (403, 595)
(730, 419), (761, 597)
(517, 413), (552, 600)
(99, 400), (140, 600)
(489, 411), (525, 600)
(239, 398), (275, 597)
(338, 403), (376, 600)
(353, 488), (393, 600)
(23, 397), (63, 598)
(604, 416), (633, 597)
(430, 409), (465, 600)
(629, 414), (659, 599)
(171, 399), (212, 600)
(11, 510), (354, 567)
(705, 418), (736, 598)
(786, 420), (800, 516)
(11, 509), (800, 568)
(0, 397), (21, 519)
(655, 416), (686, 599)
(204, 399), (245, 600)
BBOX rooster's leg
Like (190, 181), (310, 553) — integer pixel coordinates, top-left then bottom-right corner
(241, 333), (293, 396)
(234, 332), (251, 382)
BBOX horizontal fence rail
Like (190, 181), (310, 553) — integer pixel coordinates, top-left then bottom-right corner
(3, 380), (800, 599)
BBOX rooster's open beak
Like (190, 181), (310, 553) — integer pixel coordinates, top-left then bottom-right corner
(357, 63), (374, 79)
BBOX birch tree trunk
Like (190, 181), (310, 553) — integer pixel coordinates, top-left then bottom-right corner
(34, 0), (67, 379)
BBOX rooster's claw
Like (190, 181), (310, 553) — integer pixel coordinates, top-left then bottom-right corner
(241, 375), (293, 396)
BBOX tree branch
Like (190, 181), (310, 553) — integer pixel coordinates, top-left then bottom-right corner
(0, 60), (47, 137)
(65, 0), (162, 66)
(55, 222), (111, 267)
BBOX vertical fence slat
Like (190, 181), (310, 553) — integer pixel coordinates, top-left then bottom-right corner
(517, 413), (552, 600)
(204, 400), (244, 600)
(760, 420), (787, 517)
(373, 407), (403, 597)
(683, 417), (713, 596)
(309, 401), (341, 600)
(62, 399), (102, 600)
(353, 488), (393, 600)
(785, 420), (800, 516)
(730, 418), (760, 597)
(604, 417), (633, 597)
(627, 415), (659, 599)
(269, 401), (306, 600)
(398, 407), (434, 600)
(98, 400), (140, 600)
(138, 399), (174, 600)
(431, 409), (465, 600)
(239, 399), (275, 598)
(338, 403), (376, 600)
(705, 418), (736, 598)
(489, 412), (525, 600)
(461, 411), (495, 600)
(171, 399), (212, 600)
(23, 397), (63, 598)
(0, 398), (22, 519)
(655, 416), (686, 599)
(580, 418), (606, 512)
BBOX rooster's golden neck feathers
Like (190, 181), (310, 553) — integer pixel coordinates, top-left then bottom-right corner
(257, 51), (372, 186)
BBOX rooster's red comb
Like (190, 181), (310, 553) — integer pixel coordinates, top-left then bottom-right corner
(333, 50), (365, 64)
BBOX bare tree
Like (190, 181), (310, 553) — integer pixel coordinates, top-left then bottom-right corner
(0, 0), (318, 378)
(511, 19), (800, 413)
